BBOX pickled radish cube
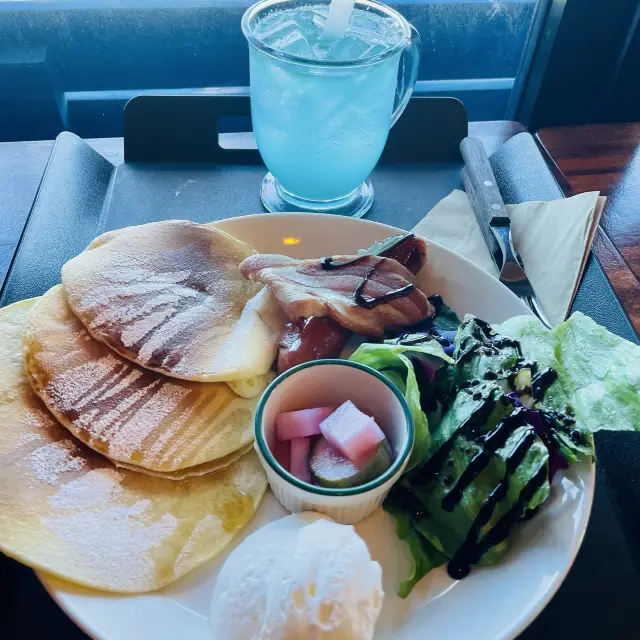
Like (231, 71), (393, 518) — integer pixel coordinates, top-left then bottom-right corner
(272, 438), (291, 472)
(275, 406), (335, 441)
(320, 400), (385, 467)
(289, 437), (312, 483)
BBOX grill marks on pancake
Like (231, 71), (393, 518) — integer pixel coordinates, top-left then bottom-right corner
(109, 384), (191, 462)
(156, 391), (223, 465)
(61, 221), (282, 383)
(42, 351), (237, 468)
(24, 287), (255, 472)
(84, 265), (213, 371)
(63, 227), (254, 378)
(2, 299), (269, 595)
(43, 355), (167, 458)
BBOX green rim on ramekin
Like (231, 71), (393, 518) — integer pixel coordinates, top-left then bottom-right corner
(255, 359), (415, 497)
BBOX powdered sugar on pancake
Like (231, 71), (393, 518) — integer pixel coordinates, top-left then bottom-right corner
(25, 440), (85, 485)
(0, 297), (268, 593)
(48, 468), (125, 510)
(24, 286), (259, 472)
(108, 383), (191, 460)
(60, 220), (279, 381)
(45, 501), (179, 591)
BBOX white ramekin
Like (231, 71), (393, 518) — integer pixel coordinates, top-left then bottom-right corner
(254, 359), (414, 524)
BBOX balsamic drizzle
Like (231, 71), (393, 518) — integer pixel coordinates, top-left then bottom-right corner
(472, 317), (496, 335)
(411, 391), (499, 486)
(492, 337), (522, 352)
(456, 342), (481, 364)
(394, 332), (433, 346)
(447, 464), (548, 579)
(532, 367), (558, 400)
(393, 316), (567, 580)
(320, 235), (418, 310)
(437, 406), (549, 579)
(351, 260), (416, 310)
(320, 255), (368, 270)
(409, 377), (553, 579)
(506, 429), (538, 471)
(441, 408), (529, 512)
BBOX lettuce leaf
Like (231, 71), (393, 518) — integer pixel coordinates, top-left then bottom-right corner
(384, 501), (448, 598)
(453, 315), (521, 387)
(358, 310), (639, 597)
(349, 340), (453, 471)
(497, 312), (640, 434)
(454, 316), (596, 466)
(384, 384), (550, 595)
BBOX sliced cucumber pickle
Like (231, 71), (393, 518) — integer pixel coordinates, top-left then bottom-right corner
(310, 438), (392, 489)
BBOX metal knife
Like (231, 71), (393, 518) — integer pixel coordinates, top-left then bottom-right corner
(459, 136), (551, 327)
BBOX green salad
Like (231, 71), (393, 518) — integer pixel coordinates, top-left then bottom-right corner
(350, 297), (640, 596)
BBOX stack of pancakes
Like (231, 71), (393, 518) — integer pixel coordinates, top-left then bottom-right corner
(0, 220), (285, 593)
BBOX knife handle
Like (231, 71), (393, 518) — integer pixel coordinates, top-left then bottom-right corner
(459, 137), (510, 226)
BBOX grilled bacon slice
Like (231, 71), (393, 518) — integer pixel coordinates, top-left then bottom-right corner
(239, 253), (434, 338)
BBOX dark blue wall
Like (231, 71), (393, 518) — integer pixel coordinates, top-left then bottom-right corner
(0, 1), (535, 141)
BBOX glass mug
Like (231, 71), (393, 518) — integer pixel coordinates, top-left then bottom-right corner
(242, 0), (421, 217)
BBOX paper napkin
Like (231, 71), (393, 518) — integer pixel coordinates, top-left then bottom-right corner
(412, 189), (605, 326)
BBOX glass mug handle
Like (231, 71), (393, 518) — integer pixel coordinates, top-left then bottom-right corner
(390, 25), (422, 127)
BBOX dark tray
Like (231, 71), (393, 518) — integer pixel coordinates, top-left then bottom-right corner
(1, 95), (638, 639)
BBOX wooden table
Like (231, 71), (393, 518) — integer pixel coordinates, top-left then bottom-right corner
(537, 123), (640, 334)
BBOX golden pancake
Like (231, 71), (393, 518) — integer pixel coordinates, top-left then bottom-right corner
(0, 299), (267, 593)
(23, 286), (264, 472)
(61, 220), (284, 382)
(112, 442), (254, 480)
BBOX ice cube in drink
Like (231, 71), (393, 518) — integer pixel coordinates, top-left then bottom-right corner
(248, 3), (404, 202)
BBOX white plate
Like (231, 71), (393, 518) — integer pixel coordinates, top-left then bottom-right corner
(39, 214), (595, 640)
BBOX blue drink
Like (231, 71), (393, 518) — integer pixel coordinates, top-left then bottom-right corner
(242, 0), (421, 217)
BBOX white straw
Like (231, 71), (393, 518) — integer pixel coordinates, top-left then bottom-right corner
(320, 0), (356, 43)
